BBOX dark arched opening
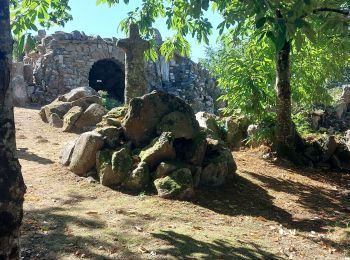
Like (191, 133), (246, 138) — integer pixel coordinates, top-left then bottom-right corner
(88, 59), (125, 103)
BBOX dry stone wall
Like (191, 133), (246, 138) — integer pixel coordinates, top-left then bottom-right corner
(23, 30), (223, 113)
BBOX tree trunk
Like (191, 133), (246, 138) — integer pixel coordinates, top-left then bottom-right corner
(0, 0), (26, 259)
(275, 40), (295, 157)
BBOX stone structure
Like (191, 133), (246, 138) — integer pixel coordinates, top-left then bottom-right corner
(21, 30), (223, 113)
(117, 23), (150, 103)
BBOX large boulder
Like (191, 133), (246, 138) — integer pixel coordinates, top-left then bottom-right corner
(195, 112), (222, 139)
(154, 168), (194, 200)
(41, 101), (72, 121)
(318, 135), (338, 161)
(225, 116), (249, 149)
(123, 162), (150, 190)
(62, 86), (98, 102)
(69, 132), (104, 176)
(95, 126), (123, 149)
(140, 132), (176, 169)
(97, 106), (128, 128)
(75, 103), (108, 130)
(123, 91), (196, 146)
(111, 148), (133, 184)
(62, 106), (84, 132)
(48, 113), (63, 128)
(201, 140), (237, 186)
(155, 161), (178, 179)
(157, 111), (200, 139)
(70, 96), (102, 110)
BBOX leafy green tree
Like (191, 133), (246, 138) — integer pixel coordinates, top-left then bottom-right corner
(0, 1), (72, 258)
(201, 33), (349, 121)
(100, 0), (350, 157)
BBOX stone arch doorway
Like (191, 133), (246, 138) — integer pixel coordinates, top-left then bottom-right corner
(88, 59), (125, 103)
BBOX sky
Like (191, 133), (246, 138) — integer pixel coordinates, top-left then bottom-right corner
(42, 0), (222, 62)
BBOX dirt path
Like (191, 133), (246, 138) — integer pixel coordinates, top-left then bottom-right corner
(16, 107), (350, 259)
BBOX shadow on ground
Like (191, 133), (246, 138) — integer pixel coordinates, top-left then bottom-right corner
(152, 230), (283, 259)
(17, 147), (54, 165)
(194, 172), (347, 233)
(21, 205), (138, 259)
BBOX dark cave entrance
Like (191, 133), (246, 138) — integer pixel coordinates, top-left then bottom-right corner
(88, 59), (125, 103)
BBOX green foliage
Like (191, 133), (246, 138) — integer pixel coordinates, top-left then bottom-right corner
(201, 30), (349, 121)
(10, 0), (72, 57)
(245, 114), (276, 146)
(202, 37), (276, 122)
(98, 91), (121, 110)
(292, 112), (313, 137)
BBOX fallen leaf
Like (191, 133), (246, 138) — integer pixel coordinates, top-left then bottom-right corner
(138, 246), (149, 254)
(135, 226), (143, 232)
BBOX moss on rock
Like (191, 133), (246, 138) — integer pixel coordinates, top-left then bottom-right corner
(140, 132), (176, 169)
(154, 168), (194, 200)
(111, 148), (133, 183)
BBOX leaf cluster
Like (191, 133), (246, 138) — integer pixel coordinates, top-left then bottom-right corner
(10, 0), (73, 56)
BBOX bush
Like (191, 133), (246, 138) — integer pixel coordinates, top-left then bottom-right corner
(98, 91), (121, 110)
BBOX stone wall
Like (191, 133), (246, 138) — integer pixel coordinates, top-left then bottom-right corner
(23, 30), (223, 113)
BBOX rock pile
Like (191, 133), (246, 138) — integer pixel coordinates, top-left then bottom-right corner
(39, 87), (107, 131)
(310, 85), (350, 132)
(60, 91), (237, 199)
(295, 133), (350, 170)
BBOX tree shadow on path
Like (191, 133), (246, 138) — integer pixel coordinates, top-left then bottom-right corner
(152, 230), (283, 259)
(193, 173), (346, 233)
(21, 206), (138, 260)
(17, 147), (54, 165)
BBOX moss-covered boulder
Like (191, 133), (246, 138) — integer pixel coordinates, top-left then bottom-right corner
(62, 106), (83, 132)
(97, 106), (127, 128)
(140, 132), (176, 169)
(155, 161), (178, 179)
(123, 162), (150, 191)
(195, 112), (222, 140)
(96, 150), (119, 187)
(154, 168), (194, 200)
(111, 148), (133, 183)
(157, 111), (200, 139)
(95, 126), (123, 149)
(107, 106), (128, 118)
(123, 91), (196, 146)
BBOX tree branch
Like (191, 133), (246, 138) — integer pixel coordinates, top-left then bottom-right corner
(312, 7), (349, 16)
